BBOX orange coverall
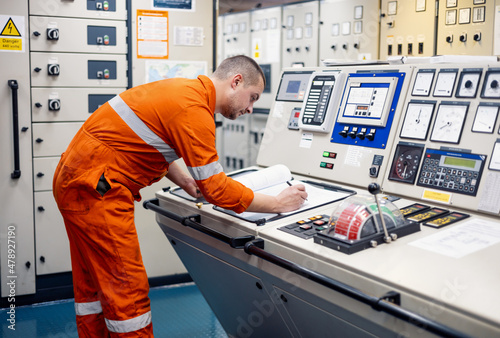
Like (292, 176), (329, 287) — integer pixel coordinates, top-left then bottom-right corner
(53, 75), (254, 336)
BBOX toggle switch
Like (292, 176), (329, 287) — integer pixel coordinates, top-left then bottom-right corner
(473, 32), (481, 41)
(446, 35), (453, 43)
(459, 33), (467, 42)
(338, 126), (349, 138)
(366, 129), (376, 141)
(348, 127), (358, 139)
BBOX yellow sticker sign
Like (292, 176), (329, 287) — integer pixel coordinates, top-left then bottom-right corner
(421, 189), (452, 204)
(0, 16), (25, 52)
(1, 18), (21, 36)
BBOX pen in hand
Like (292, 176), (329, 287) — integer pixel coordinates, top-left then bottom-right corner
(287, 180), (307, 201)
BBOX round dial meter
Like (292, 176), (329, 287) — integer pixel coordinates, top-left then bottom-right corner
(400, 102), (435, 140)
(430, 104), (468, 144)
(388, 144), (424, 184)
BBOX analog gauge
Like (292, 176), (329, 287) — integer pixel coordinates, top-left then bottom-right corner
(433, 70), (457, 97)
(430, 104), (468, 143)
(400, 102), (435, 140)
(396, 150), (420, 180)
(412, 71), (435, 96)
(388, 143), (425, 184)
(472, 105), (499, 133)
(456, 71), (482, 98)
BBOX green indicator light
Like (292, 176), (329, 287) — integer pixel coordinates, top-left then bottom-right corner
(320, 162), (327, 168)
(323, 151), (330, 157)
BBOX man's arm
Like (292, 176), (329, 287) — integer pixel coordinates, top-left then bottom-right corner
(165, 161), (202, 199)
(245, 184), (308, 213)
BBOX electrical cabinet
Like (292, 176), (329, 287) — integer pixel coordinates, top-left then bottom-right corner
(222, 11), (251, 58)
(282, 1), (319, 68)
(28, 2), (128, 276)
(436, 0), (497, 56)
(379, 0), (436, 60)
(319, 0), (380, 62)
(1, 2), (36, 297)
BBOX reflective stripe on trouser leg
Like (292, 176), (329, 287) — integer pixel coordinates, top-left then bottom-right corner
(75, 300), (103, 316)
(105, 311), (152, 333)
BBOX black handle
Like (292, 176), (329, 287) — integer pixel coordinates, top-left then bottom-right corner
(244, 239), (467, 338)
(143, 198), (254, 249)
(8, 80), (21, 179)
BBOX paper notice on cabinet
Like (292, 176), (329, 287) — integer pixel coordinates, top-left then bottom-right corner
(409, 219), (500, 258)
(478, 171), (500, 214)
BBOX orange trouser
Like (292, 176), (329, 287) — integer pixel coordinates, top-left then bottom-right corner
(54, 157), (153, 336)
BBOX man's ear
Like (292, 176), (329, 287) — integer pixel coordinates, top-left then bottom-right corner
(231, 74), (243, 89)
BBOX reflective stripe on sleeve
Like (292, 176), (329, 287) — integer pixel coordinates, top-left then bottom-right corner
(108, 95), (179, 163)
(74, 300), (103, 316)
(187, 161), (223, 181)
(105, 311), (152, 333)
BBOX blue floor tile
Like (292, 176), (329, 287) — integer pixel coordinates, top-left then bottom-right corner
(1, 282), (228, 337)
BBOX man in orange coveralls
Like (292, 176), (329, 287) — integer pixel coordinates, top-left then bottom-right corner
(53, 55), (307, 337)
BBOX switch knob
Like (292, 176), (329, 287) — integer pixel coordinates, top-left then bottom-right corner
(47, 28), (59, 40)
(48, 64), (60, 76)
(48, 99), (61, 111)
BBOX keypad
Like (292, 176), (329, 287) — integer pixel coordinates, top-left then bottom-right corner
(278, 214), (330, 239)
(416, 152), (483, 197)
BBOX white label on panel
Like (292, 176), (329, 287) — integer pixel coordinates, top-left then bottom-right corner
(342, 22), (351, 35)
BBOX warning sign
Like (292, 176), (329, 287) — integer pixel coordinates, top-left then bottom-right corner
(0, 15), (25, 52)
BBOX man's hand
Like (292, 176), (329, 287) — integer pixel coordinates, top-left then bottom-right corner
(246, 184), (308, 213)
(275, 184), (308, 212)
(165, 161), (202, 199)
(182, 177), (203, 199)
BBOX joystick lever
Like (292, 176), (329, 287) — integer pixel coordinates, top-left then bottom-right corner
(368, 183), (394, 243)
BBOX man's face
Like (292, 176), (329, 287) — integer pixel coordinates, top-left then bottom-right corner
(221, 77), (264, 120)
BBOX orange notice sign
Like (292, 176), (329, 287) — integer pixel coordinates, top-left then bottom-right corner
(137, 10), (169, 59)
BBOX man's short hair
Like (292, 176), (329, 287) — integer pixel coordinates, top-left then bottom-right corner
(213, 55), (266, 88)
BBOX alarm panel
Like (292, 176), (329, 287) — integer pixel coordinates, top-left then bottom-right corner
(298, 70), (345, 132)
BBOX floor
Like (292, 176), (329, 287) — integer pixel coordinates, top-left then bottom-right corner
(1, 283), (228, 337)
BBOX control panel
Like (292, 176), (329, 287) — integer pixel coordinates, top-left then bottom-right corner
(258, 64), (413, 192)
(383, 61), (500, 215)
(331, 71), (405, 149)
(259, 60), (500, 218)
